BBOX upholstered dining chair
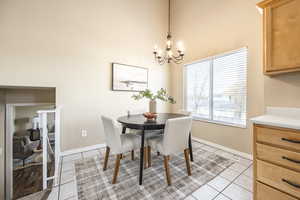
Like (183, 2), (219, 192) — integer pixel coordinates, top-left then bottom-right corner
(101, 116), (141, 184)
(178, 110), (194, 162)
(146, 117), (193, 186)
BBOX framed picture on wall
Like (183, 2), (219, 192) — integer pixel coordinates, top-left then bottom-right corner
(112, 63), (148, 92)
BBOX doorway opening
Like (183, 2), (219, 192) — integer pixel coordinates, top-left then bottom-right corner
(0, 86), (56, 200)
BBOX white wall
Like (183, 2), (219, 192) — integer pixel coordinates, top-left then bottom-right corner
(0, 91), (5, 200)
(0, 0), (171, 151)
(264, 72), (300, 107)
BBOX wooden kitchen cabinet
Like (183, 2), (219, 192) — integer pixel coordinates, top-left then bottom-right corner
(257, 0), (300, 75)
(253, 124), (300, 200)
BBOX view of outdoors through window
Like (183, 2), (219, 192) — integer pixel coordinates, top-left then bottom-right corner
(186, 60), (210, 119)
(185, 48), (247, 126)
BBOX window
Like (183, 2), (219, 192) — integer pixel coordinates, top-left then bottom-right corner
(184, 47), (247, 127)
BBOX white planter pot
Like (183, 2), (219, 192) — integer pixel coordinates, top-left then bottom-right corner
(149, 100), (157, 113)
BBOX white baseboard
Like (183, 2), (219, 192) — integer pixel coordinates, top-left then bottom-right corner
(192, 137), (253, 160)
(59, 138), (253, 160)
(60, 143), (106, 157)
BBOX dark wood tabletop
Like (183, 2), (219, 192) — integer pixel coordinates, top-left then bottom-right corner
(117, 113), (187, 130)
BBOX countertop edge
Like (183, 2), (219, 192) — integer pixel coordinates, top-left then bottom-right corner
(251, 120), (300, 130)
(250, 116), (300, 131)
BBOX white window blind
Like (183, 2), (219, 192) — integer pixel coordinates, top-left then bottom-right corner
(184, 47), (247, 127)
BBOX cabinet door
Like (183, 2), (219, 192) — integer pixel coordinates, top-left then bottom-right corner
(259, 0), (300, 75)
(256, 182), (297, 200)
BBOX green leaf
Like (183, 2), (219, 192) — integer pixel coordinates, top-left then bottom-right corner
(131, 88), (176, 104)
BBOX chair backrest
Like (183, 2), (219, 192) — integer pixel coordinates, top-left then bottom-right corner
(101, 116), (122, 154)
(178, 109), (192, 116)
(162, 117), (192, 155)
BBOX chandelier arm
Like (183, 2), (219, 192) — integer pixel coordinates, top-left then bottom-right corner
(172, 55), (184, 61)
(158, 58), (165, 65)
(154, 54), (163, 61)
(160, 59), (166, 65)
(171, 56), (184, 64)
(164, 56), (169, 65)
(173, 59), (183, 64)
(172, 52), (184, 59)
(172, 56), (181, 60)
(156, 55), (167, 65)
(169, 59), (180, 64)
(174, 61), (182, 65)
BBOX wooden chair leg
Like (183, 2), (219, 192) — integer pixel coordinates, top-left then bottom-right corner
(147, 146), (151, 167)
(103, 146), (110, 171)
(163, 155), (171, 186)
(144, 147), (148, 169)
(131, 150), (134, 161)
(184, 149), (192, 176)
(112, 154), (122, 184)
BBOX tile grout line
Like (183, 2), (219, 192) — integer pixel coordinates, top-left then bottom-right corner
(58, 179), (75, 187)
(211, 164), (252, 200)
(57, 155), (64, 200)
(190, 146), (252, 200)
(229, 165), (253, 193)
(64, 195), (77, 200)
(63, 148), (103, 158)
(190, 146), (237, 200)
(59, 154), (80, 200)
(186, 143), (252, 200)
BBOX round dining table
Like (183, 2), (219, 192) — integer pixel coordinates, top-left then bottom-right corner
(117, 113), (193, 185)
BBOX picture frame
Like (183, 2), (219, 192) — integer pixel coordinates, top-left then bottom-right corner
(112, 63), (148, 92)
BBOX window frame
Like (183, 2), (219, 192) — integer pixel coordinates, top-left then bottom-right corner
(183, 47), (248, 129)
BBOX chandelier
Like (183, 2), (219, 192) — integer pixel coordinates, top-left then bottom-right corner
(153, 0), (185, 65)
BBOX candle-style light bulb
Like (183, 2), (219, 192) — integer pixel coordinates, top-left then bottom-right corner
(153, 45), (158, 53)
(158, 49), (163, 57)
(177, 41), (184, 52)
(166, 40), (172, 48)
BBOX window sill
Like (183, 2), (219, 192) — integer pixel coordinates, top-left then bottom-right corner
(192, 116), (247, 129)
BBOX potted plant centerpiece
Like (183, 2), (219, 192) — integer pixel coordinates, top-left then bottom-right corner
(132, 88), (176, 120)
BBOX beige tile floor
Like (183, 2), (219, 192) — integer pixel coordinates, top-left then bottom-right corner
(48, 142), (253, 200)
